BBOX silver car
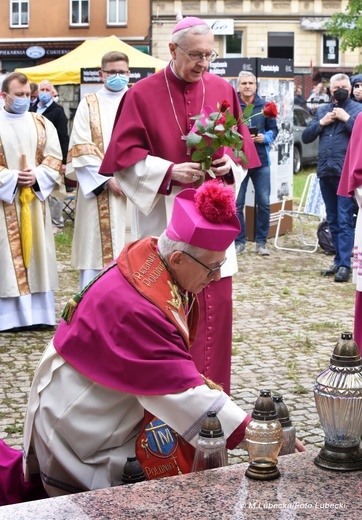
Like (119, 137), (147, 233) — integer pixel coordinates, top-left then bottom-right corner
(293, 105), (319, 174)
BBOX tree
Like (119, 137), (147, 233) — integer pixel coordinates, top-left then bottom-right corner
(325, 0), (362, 52)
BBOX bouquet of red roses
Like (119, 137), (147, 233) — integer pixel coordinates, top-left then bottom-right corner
(186, 100), (247, 178)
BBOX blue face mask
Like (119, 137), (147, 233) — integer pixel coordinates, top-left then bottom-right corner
(106, 74), (129, 92)
(38, 92), (52, 104)
(8, 95), (31, 114)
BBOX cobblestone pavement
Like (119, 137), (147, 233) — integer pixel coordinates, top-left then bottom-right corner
(0, 224), (356, 466)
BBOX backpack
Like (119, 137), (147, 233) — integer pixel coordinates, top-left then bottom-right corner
(317, 219), (336, 255)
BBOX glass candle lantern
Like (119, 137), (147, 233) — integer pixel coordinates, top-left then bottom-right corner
(245, 389), (283, 480)
(314, 332), (362, 471)
(192, 411), (228, 472)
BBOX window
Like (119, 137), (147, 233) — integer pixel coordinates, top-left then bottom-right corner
(225, 32), (243, 57)
(70, 0), (89, 25)
(107, 0), (127, 25)
(322, 34), (339, 66)
(10, 0), (29, 27)
(268, 32), (294, 59)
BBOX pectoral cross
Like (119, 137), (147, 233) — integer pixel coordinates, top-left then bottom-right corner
(181, 135), (191, 156)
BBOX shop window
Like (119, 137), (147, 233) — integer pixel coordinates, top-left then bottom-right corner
(268, 32), (294, 59)
(225, 32), (243, 57)
(10, 0), (29, 27)
(70, 0), (89, 25)
(107, 0), (127, 25)
(322, 34), (339, 66)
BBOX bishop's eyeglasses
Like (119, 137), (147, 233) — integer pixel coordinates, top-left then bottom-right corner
(175, 44), (218, 63)
(182, 251), (227, 277)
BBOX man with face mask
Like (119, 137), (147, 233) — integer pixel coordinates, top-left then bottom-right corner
(66, 51), (130, 289)
(302, 73), (362, 282)
(30, 79), (69, 234)
(0, 72), (64, 331)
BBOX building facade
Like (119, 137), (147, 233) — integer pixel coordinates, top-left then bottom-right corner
(0, 0), (151, 71)
(151, 1), (360, 94)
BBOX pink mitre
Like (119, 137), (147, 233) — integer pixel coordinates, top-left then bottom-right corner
(166, 181), (240, 251)
(172, 16), (208, 34)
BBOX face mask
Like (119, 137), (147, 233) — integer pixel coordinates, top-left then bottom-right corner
(53, 95), (59, 103)
(333, 88), (349, 103)
(8, 95), (31, 114)
(106, 74), (129, 92)
(38, 92), (52, 104)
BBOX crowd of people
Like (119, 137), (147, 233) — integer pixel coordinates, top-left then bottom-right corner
(1, 14), (362, 506)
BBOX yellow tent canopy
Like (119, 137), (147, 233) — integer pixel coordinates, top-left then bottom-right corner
(16, 35), (167, 84)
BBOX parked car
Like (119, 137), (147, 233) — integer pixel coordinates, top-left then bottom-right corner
(293, 105), (319, 174)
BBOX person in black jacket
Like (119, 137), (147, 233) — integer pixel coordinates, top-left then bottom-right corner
(302, 73), (362, 282)
(30, 79), (69, 233)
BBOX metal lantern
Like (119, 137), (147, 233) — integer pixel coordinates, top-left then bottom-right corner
(314, 332), (362, 471)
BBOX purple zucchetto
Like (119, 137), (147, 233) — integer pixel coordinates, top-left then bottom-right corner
(172, 16), (208, 34)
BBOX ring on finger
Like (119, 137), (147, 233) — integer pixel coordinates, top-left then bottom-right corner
(192, 175), (198, 182)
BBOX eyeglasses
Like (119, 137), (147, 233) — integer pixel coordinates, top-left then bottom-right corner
(354, 84), (362, 89)
(182, 251), (227, 277)
(175, 44), (218, 63)
(101, 69), (129, 75)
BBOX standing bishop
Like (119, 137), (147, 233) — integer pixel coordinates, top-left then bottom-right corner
(100, 17), (260, 394)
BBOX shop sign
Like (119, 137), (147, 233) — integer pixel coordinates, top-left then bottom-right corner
(26, 46), (45, 59)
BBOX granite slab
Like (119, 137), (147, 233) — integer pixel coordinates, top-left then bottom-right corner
(0, 449), (361, 519)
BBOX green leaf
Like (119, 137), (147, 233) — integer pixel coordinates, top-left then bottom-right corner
(207, 168), (216, 178)
(209, 111), (220, 121)
(186, 133), (203, 146)
(205, 132), (218, 139)
(192, 150), (206, 161)
(195, 120), (206, 133)
(242, 104), (254, 120)
(214, 124), (225, 132)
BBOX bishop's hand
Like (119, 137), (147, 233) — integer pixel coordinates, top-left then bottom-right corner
(170, 162), (202, 184)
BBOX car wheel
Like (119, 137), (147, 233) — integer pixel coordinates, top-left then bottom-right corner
(293, 145), (301, 174)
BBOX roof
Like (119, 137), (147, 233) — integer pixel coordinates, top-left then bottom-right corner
(15, 35), (167, 85)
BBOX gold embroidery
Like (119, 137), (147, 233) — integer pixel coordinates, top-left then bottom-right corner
(0, 138), (30, 294)
(86, 94), (113, 267)
(167, 280), (183, 311)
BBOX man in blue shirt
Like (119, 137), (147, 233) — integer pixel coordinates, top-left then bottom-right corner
(235, 71), (278, 256)
(302, 73), (362, 282)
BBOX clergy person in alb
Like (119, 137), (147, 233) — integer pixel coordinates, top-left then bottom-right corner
(0, 72), (64, 331)
(100, 16), (260, 395)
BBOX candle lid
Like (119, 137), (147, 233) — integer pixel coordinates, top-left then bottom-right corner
(251, 389), (277, 421)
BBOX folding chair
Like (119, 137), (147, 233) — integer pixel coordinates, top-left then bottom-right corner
(63, 195), (76, 223)
(274, 173), (324, 253)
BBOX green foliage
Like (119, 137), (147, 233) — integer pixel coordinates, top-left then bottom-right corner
(325, 0), (362, 70)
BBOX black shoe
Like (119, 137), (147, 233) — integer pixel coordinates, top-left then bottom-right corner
(334, 266), (350, 283)
(321, 264), (338, 276)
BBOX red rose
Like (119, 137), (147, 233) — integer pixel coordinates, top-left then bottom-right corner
(220, 100), (230, 113)
(263, 102), (278, 118)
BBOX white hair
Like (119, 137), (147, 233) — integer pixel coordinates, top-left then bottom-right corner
(237, 71), (257, 83)
(158, 231), (209, 260)
(171, 24), (212, 46)
(330, 73), (350, 88)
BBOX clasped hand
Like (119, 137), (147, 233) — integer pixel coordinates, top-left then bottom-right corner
(17, 168), (36, 187)
(171, 155), (231, 184)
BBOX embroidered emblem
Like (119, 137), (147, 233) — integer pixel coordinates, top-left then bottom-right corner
(167, 280), (183, 310)
(141, 418), (179, 458)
